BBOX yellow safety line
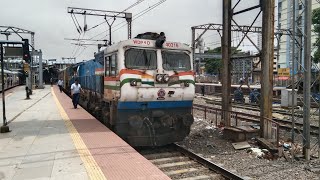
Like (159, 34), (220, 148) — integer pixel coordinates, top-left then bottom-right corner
(51, 87), (106, 180)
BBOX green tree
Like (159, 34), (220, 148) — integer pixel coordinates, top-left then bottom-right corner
(204, 47), (242, 77)
(312, 8), (320, 63)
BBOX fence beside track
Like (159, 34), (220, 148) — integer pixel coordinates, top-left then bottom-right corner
(193, 104), (281, 146)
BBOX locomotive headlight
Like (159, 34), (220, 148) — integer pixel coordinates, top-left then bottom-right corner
(130, 80), (138, 86)
(163, 74), (169, 83)
(184, 81), (190, 87)
(156, 74), (163, 83)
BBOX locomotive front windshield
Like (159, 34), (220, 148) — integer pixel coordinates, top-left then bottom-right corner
(162, 51), (191, 71)
(125, 49), (157, 70)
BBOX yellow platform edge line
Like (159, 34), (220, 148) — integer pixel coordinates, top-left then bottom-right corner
(51, 87), (107, 180)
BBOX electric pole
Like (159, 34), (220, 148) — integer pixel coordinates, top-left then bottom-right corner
(260, 0), (275, 139)
(221, 0), (232, 126)
(303, 0), (312, 160)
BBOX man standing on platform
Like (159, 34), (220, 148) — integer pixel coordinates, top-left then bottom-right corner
(57, 78), (63, 93)
(71, 79), (83, 109)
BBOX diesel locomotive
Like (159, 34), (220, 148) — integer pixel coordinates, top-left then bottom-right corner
(59, 33), (195, 146)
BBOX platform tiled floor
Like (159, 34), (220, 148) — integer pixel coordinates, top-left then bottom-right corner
(53, 86), (170, 180)
(0, 86), (88, 180)
(0, 85), (170, 180)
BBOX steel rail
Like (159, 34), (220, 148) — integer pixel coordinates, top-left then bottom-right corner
(193, 104), (319, 135)
(206, 100), (305, 118)
(172, 144), (245, 180)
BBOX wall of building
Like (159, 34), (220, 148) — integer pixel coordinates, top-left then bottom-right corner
(277, 0), (320, 70)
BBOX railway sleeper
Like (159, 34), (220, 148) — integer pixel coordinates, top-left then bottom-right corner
(157, 161), (198, 169)
(178, 175), (221, 180)
(168, 168), (219, 180)
(165, 167), (206, 176)
(150, 156), (190, 164)
(143, 152), (181, 160)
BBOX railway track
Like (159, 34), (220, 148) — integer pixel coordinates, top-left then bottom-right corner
(205, 99), (305, 117)
(193, 104), (320, 135)
(0, 85), (19, 94)
(138, 144), (244, 180)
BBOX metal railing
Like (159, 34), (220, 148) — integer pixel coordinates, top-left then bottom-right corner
(193, 104), (280, 146)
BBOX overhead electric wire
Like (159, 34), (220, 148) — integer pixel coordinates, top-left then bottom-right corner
(71, 34), (81, 57)
(74, 0), (168, 58)
(70, 0), (147, 58)
(101, 0), (168, 39)
(85, 0), (146, 32)
(87, 0), (168, 41)
(205, 33), (258, 46)
(75, 46), (88, 58)
(72, 34), (85, 58)
(71, 0), (145, 56)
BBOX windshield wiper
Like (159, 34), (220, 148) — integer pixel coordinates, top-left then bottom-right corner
(143, 49), (151, 70)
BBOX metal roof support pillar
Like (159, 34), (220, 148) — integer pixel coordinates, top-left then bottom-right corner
(0, 43), (9, 133)
(38, 50), (44, 89)
(260, 0), (274, 139)
(222, 0), (232, 126)
(191, 27), (196, 74)
(29, 32), (35, 95)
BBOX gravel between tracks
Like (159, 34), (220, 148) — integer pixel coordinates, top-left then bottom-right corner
(177, 95), (320, 180)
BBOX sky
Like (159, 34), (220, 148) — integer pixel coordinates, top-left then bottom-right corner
(0, 0), (262, 62)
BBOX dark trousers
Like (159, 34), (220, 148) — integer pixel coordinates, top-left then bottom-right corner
(201, 87), (205, 96)
(72, 93), (80, 108)
(58, 85), (62, 92)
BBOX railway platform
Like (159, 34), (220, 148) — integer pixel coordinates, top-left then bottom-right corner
(0, 85), (170, 180)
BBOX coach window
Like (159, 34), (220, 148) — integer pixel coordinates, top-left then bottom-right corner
(104, 56), (110, 76)
(110, 54), (117, 76)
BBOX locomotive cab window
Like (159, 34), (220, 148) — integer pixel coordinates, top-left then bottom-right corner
(162, 51), (191, 71)
(110, 54), (117, 76)
(125, 48), (157, 70)
(104, 56), (110, 76)
(105, 54), (117, 76)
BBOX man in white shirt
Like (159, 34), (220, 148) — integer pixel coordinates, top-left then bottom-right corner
(70, 79), (83, 109)
(57, 79), (63, 92)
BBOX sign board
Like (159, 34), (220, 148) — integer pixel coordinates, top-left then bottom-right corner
(23, 63), (30, 72)
(4, 47), (23, 57)
(277, 76), (290, 80)
(278, 68), (290, 77)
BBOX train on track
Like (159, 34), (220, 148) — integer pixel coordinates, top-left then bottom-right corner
(0, 70), (21, 91)
(59, 32), (195, 147)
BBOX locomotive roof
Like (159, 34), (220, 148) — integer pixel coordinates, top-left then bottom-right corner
(103, 38), (191, 54)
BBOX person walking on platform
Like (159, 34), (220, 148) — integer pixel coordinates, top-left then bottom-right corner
(50, 77), (53, 87)
(201, 85), (205, 96)
(57, 78), (63, 93)
(71, 79), (83, 109)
